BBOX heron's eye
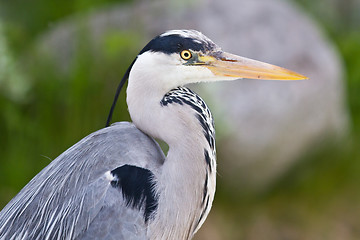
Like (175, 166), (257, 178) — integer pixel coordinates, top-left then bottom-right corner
(180, 50), (192, 60)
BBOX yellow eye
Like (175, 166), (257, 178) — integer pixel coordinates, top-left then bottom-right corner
(180, 50), (192, 60)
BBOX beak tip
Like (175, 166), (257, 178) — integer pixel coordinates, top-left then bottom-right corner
(294, 73), (309, 80)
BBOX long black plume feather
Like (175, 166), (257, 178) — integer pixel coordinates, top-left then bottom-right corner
(106, 58), (137, 127)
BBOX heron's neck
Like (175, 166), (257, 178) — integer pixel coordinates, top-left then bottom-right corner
(127, 80), (216, 239)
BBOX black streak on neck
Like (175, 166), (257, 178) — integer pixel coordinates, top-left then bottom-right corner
(161, 87), (216, 156)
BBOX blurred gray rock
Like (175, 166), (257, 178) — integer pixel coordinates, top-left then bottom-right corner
(37, 0), (348, 191)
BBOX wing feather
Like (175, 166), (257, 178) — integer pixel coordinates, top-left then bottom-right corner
(0, 122), (164, 240)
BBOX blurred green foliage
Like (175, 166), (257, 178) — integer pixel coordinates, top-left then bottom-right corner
(295, 0), (360, 132)
(0, 0), (130, 54)
(0, 0), (135, 205)
(0, 0), (360, 238)
(211, 0), (360, 238)
(210, 0), (360, 238)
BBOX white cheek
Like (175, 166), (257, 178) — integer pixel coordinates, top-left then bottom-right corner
(174, 65), (216, 84)
(145, 52), (217, 85)
(132, 51), (235, 90)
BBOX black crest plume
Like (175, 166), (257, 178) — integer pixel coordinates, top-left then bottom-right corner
(106, 58), (136, 127)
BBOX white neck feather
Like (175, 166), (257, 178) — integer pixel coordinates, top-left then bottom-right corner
(127, 52), (216, 239)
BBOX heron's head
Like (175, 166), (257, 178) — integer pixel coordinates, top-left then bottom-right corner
(106, 29), (307, 126)
(129, 29), (307, 92)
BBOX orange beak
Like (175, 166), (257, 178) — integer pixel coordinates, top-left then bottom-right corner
(198, 52), (307, 80)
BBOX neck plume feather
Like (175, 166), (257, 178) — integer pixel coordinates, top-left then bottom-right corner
(146, 87), (217, 239)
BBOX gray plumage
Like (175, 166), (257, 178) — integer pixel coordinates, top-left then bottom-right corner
(0, 122), (164, 239)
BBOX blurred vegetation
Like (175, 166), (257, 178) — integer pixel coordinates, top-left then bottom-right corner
(0, 0), (360, 239)
(207, 0), (360, 238)
(209, 0), (360, 238)
(0, 0), (134, 205)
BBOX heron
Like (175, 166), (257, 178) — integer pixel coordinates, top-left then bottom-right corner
(0, 29), (306, 239)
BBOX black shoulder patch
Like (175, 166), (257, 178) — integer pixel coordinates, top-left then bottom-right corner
(110, 165), (158, 223)
(139, 34), (215, 55)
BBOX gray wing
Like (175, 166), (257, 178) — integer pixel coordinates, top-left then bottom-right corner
(0, 122), (165, 240)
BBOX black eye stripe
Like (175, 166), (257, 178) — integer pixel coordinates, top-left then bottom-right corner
(139, 35), (216, 55)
